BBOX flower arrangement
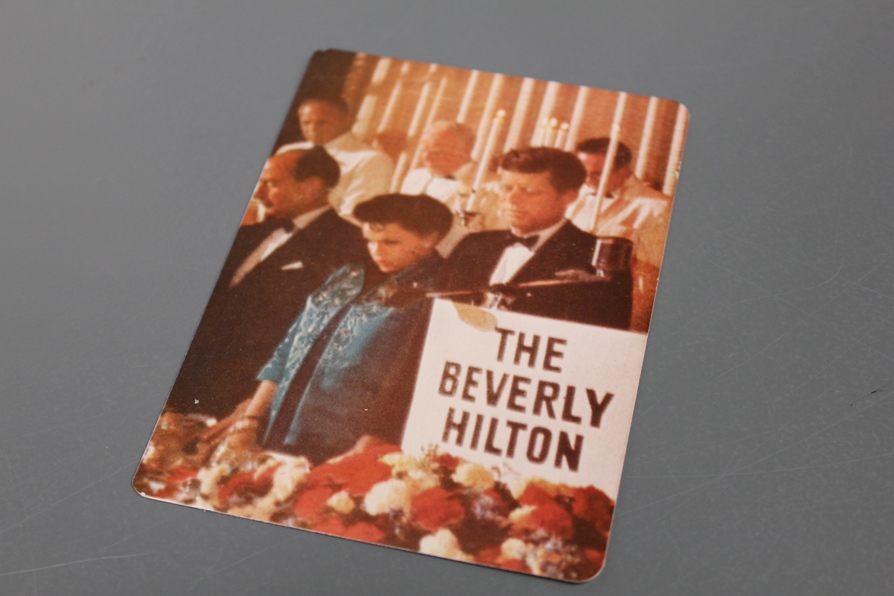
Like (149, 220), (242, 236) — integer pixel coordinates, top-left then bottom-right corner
(135, 414), (612, 581)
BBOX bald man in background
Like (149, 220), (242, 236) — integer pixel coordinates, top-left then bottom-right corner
(401, 121), (503, 254)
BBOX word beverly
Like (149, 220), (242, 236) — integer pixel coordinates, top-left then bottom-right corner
(438, 362), (614, 427)
(434, 326), (615, 473)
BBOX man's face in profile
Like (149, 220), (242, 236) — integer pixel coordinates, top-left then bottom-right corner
(576, 151), (608, 189)
(253, 154), (326, 220)
(498, 169), (577, 236)
(298, 100), (349, 146)
(577, 151), (628, 191)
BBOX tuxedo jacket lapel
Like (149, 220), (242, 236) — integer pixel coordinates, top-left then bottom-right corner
(509, 222), (592, 283)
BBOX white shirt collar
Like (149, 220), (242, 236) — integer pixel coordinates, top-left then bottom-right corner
(511, 218), (566, 252)
(291, 205), (330, 230)
(323, 131), (353, 151)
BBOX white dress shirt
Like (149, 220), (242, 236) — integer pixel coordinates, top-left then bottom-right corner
(565, 176), (670, 267)
(488, 219), (566, 285)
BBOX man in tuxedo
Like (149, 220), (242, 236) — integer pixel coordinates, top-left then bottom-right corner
(277, 94), (393, 219)
(440, 146), (631, 329)
(165, 147), (367, 419)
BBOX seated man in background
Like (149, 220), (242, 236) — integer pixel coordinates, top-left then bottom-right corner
(401, 121), (503, 254)
(565, 138), (671, 332)
(277, 95), (394, 219)
(165, 148), (367, 420)
(439, 147), (631, 329)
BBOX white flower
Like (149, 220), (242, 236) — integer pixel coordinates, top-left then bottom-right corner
(380, 451), (420, 474)
(451, 462), (495, 490)
(326, 490), (356, 515)
(197, 463), (230, 497)
(230, 499), (277, 522)
(418, 529), (472, 561)
(268, 462), (310, 503)
(508, 504), (536, 526)
(404, 469), (440, 493)
(499, 537), (530, 562)
(363, 478), (412, 516)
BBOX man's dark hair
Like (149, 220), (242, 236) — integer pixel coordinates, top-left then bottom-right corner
(292, 146), (341, 189)
(298, 94), (350, 115)
(574, 137), (633, 169)
(498, 146), (587, 194)
(353, 194), (453, 240)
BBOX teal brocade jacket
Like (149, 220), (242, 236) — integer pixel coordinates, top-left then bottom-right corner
(258, 255), (443, 464)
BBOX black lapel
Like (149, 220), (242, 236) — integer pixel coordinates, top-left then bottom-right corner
(510, 222), (593, 283)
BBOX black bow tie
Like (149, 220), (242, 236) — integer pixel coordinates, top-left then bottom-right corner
(504, 232), (538, 249)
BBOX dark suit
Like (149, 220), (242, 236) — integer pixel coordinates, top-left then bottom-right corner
(439, 221), (632, 329)
(165, 209), (367, 418)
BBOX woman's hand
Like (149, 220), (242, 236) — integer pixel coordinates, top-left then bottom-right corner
(221, 417), (261, 453)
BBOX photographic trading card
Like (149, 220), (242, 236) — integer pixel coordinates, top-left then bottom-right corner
(134, 49), (689, 582)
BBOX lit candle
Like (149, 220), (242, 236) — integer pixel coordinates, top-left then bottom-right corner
(555, 122), (570, 149)
(543, 117), (559, 147)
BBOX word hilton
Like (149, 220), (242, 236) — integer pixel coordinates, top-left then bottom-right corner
(437, 328), (614, 472)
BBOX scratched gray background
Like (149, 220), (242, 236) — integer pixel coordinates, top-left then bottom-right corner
(1, 0), (892, 594)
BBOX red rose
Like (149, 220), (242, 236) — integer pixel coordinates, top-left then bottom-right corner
(293, 486), (335, 524)
(473, 545), (502, 565)
(166, 465), (198, 484)
(312, 517), (385, 543)
(434, 452), (460, 470)
(526, 501), (574, 539)
(304, 449), (395, 495)
(342, 460), (393, 497)
(517, 483), (555, 508)
(151, 486), (178, 499)
(216, 471), (257, 506)
(341, 521), (385, 543)
(311, 515), (347, 535)
(584, 547), (605, 571)
(253, 463), (281, 489)
(411, 486), (466, 532)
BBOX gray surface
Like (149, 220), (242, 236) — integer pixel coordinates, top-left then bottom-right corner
(1, 1), (892, 594)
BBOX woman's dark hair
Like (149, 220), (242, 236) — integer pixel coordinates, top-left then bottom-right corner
(353, 194), (453, 240)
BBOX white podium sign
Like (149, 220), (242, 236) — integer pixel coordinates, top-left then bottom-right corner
(402, 300), (648, 499)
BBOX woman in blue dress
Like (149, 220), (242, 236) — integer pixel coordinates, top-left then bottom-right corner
(226, 193), (454, 464)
